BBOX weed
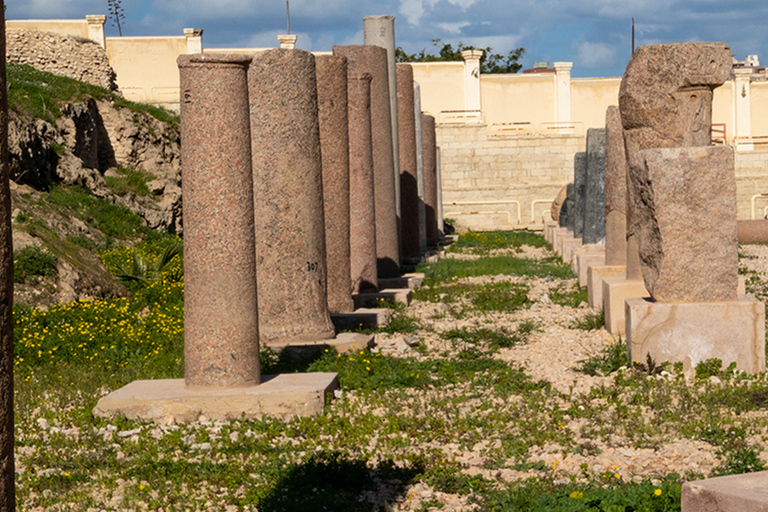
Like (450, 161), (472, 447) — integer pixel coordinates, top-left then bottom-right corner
(714, 445), (766, 476)
(104, 166), (152, 197)
(14, 245), (57, 283)
(550, 282), (588, 308)
(470, 281), (530, 312)
(572, 309), (604, 330)
(441, 326), (516, 350)
(575, 338), (628, 376)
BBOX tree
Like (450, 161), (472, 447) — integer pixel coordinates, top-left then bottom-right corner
(396, 38), (525, 74)
(107, 0), (126, 37)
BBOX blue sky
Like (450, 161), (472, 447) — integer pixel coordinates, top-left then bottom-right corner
(8, 0), (768, 78)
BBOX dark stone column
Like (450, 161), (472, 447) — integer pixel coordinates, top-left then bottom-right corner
(572, 152), (586, 237)
(422, 113), (438, 247)
(583, 128), (606, 244)
(396, 63), (420, 260)
(249, 49), (335, 344)
(178, 54), (260, 387)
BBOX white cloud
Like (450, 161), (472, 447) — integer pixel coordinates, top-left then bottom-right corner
(574, 41), (616, 68)
(399, 0), (425, 25)
(436, 21), (470, 34)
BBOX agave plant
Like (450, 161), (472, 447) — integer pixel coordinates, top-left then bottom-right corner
(114, 240), (182, 284)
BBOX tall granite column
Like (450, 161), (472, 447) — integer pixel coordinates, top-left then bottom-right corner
(583, 128), (606, 244)
(333, 45), (400, 277)
(179, 54), (260, 387)
(316, 55), (354, 313)
(249, 49), (335, 344)
(572, 152), (586, 237)
(0, 0), (14, 505)
(604, 106), (627, 266)
(347, 73), (378, 293)
(414, 81), (427, 254)
(363, 15), (401, 222)
(422, 113), (438, 246)
(436, 146), (444, 238)
(396, 63), (420, 260)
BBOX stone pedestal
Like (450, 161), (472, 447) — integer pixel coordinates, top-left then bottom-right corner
(249, 49), (335, 345)
(316, 55), (354, 313)
(178, 54), (260, 388)
(573, 245), (605, 287)
(346, 73), (378, 294)
(551, 227), (569, 249)
(333, 45), (400, 277)
(422, 113), (438, 247)
(559, 237), (582, 262)
(353, 288), (413, 309)
(587, 264), (625, 310)
(626, 296), (765, 375)
(682, 471), (768, 512)
(603, 276), (648, 335)
(397, 63), (421, 260)
(738, 220), (768, 243)
(544, 220), (557, 244)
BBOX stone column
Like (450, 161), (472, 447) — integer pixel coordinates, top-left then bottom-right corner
(734, 67), (754, 151)
(347, 73), (378, 293)
(414, 81), (427, 254)
(249, 49), (335, 344)
(396, 63), (421, 260)
(436, 146), (444, 239)
(333, 45), (400, 277)
(554, 62), (573, 130)
(604, 106), (627, 266)
(572, 152), (586, 238)
(178, 54), (260, 387)
(316, 55), (354, 313)
(583, 128), (606, 244)
(184, 28), (203, 54)
(278, 34), (297, 49)
(0, 1), (14, 504)
(86, 14), (106, 48)
(462, 49), (483, 113)
(422, 113), (438, 246)
(363, 15), (401, 224)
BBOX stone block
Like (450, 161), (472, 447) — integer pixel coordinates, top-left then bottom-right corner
(626, 296), (765, 375)
(603, 276), (648, 335)
(630, 146), (738, 302)
(550, 227), (569, 249)
(682, 471), (768, 512)
(738, 220), (768, 243)
(378, 273), (425, 289)
(576, 249), (606, 287)
(353, 288), (413, 309)
(331, 308), (390, 331)
(571, 244), (604, 275)
(93, 373), (339, 423)
(587, 264), (626, 310)
(560, 237), (582, 263)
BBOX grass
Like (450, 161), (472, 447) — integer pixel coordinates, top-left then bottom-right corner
(104, 166), (153, 197)
(13, 229), (768, 510)
(13, 245), (57, 284)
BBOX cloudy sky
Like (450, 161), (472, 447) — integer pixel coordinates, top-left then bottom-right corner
(8, 0), (768, 78)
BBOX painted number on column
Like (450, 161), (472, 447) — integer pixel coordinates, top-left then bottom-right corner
(307, 261), (318, 272)
(183, 89), (192, 104)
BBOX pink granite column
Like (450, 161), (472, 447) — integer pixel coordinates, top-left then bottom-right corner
(397, 62), (421, 260)
(422, 113), (438, 247)
(316, 55), (354, 313)
(333, 45), (400, 278)
(604, 106), (627, 266)
(179, 54), (260, 387)
(249, 49), (335, 344)
(347, 73), (379, 294)
(0, 0), (14, 504)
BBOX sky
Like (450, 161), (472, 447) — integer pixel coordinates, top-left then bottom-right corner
(8, 0), (768, 78)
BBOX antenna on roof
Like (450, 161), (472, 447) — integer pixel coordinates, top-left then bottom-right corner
(287, 0), (291, 35)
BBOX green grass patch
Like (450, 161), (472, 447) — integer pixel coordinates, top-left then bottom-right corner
(575, 338), (628, 376)
(448, 230), (548, 253)
(550, 283), (589, 308)
(104, 166), (153, 197)
(13, 245), (57, 283)
(414, 280), (530, 313)
(572, 309), (605, 330)
(418, 254), (574, 283)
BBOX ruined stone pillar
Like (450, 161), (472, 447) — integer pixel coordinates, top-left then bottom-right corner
(734, 67), (754, 151)
(604, 106), (627, 266)
(422, 113), (438, 246)
(278, 34), (297, 49)
(363, 15), (401, 222)
(178, 54), (260, 387)
(184, 28), (203, 54)
(347, 73), (378, 293)
(462, 49), (483, 113)
(554, 62), (573, 129)
(0, 0), (14, 504)
(396, 63), (421, 260)
(249, 49), (335, 344)
(583, 128), (606, 245)
(572, 152), (586, 238)
(414, 81), (427, 254)
(436, 146), (444, 239)
(333, 45), (400, 277)
(316, 55), (354, 313)
(86, 14), (106, 48)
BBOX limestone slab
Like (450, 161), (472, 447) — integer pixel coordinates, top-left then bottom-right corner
(576, 249), (606, 287)
(603, 276), (648, 335)
(571, 244), (603, 275)
(738, 220), (768, 243)
(682, 471), (768, 512)
(331, 308), (390, 331)
(353, 288), (413, 309)
(587, 264), (626, 310)
(630, 145), (738, 302)
(93, 373), (339, 422)
(378, 272), (425, 290)
(560, 237), (582, 263)
(626, 296), (765, 375)
(264, 332), (374, 353)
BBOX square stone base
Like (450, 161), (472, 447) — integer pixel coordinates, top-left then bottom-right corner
(626, 296), (765, 375)
(550, 227), (569, 250)
(378, 273), (425, 290)
(587, 265), (626, 310)
(603, 277), (648, 335)
(570, 244), (603, 273)
(574, 247), (605, 286)
(559, 237), (582, 262)
(265, 332), (374, 353)
(544, 221), (557, 243)
(331, 309), (389, 331)
(353, 288), (413, 309)
(682, 471), (768, 512)
(92, 372), (339, 422)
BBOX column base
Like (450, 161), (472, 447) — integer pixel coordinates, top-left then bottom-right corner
(587, 264), (626, 310)
(331, 309), (389, 331)
(682, 471), (768, 512)
(626, 296), (765, 376)
(572, 245), (605, 286)
(353, 288), (413, 309)
(378, 272), (425, 290)
(550, 227), (569, 251)
(559, 237), (582, 262)
(603, 276), (648, 335)
(93, 372), (339, 422)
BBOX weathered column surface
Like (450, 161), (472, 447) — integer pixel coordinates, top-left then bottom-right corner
(179, 54), (260, 387)
(0, 0), (14, 505)
(422, 113), (438, 246)
(619, 41), (731, 281)
(249, 49), (335, 344)
(436, 146), (444, 239)
(347, 73), (379, 293)
(583, 128), (606, 244)
(396, 63), (420, 259)
(333, 45), (400, 277)
(604, 106), (627, 266)
(572, 152), (586, 237)
(414, 81), (427, 254)
(316, 55), (354, 313)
